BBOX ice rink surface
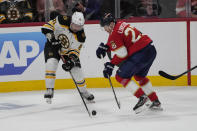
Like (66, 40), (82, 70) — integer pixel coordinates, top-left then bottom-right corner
(0, 86), (197, 131)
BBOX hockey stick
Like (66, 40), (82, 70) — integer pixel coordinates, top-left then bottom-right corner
(159, 65), (197, 80)
(107, 76), (121, 109)
(102, 56), (121, 109)
(69, 70), (92, 117)
(61, 55), (93, 117)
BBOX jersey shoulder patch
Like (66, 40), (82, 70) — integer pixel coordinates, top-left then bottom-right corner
(58, 15), (71, 27)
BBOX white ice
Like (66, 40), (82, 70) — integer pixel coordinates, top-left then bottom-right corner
(0, 86), (197, 131)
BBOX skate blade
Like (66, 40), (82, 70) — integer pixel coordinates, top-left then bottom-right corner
(149, 106), (163, 111)
(85, 100), (95, 104)
(46, 98), (52, 104)
(134, 105), (148, 114)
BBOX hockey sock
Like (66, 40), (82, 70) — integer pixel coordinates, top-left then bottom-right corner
(134, 75), (158, 101)
(76, 79), (88, 93)
(45, 58), (59, 89)
(115, 75), (145, 98)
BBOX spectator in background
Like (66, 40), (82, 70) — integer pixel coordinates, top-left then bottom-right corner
(36, 0), (67, 22)
(136, 0), (161, 17)
(100, 0), (161, 19)
(72, 0), (103, 20)
(100, 0), (115, 18)
(191, 0), (197, 16)
(64, 0), (83, 16)
(176, 0), (187, 17)
(120, 0), (136, 18)
(176, 0), (197, 17)
(27, 0), (38, 22)
(0, 0), (33, 24)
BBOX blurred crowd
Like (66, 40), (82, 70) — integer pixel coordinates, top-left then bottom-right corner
(0, 0), (196, 24)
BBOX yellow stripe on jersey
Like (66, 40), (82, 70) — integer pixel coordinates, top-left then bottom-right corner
(60, 49), (80, 56)
(42, 19), (56, 31)
(24, 12), (33, 19)
(60, 24), (69, 30)
(43, 23), (54, 31)
(48, 19), (56, 26)
(0, 14), (5, 23)
(67, 49), (80, 57)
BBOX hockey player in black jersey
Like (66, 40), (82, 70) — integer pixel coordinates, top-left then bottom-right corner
(41, 12), (94, 104)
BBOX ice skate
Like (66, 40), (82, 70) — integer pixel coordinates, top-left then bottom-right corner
(133, 94), (148, 114)
(149, 99), (163, 111)
(81, 91), (95, 103)
(44, 88), (54, 104)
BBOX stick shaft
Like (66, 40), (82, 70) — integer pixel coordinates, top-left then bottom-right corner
(108, 76), (121, 109)
(101, 56), (120, 109)
(69, 71), (92, 117)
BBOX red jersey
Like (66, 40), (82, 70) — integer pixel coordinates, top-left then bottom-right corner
(106, 21), (152, 65)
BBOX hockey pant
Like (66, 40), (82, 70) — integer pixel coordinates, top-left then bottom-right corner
(115, 44), (159, 101)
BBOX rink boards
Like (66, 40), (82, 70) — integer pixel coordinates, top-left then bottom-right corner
(0, 20), (197, 92)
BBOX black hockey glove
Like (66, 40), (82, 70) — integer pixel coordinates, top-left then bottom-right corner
(62, 59), (75, 71)
(46, 33), (60, 45)
(96, 42), (109, 59)
(69, 54), (81, 68)
(103, 62), (114, 78)
(62, 54), (81, 71)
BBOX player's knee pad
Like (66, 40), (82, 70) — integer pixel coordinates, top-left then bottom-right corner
(46, 58), (59, 71)
(70, 67), (86, 88)
(134, 75), (149, 86)
(70, 67), (84, 82)
(45, 58), (59, 79)
(115, 74), (130, 87)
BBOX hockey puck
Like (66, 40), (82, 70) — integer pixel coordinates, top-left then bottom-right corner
(92, 110), (97, 116)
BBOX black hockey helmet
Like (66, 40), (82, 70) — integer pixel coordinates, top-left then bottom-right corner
(100, 13), (116, 27)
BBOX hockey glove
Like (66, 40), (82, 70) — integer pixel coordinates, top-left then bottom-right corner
(46, 33), (60, 45)
(62, 59), (75, 71)
(69, 54), (81, 68)
(96, 43), (109, 59)
(103, 62), (114, 78)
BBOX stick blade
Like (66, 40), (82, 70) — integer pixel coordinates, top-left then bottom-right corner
(158, 70), (177, 80)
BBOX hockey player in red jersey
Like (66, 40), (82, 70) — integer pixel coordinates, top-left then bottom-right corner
(96, 13), (162, 113)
